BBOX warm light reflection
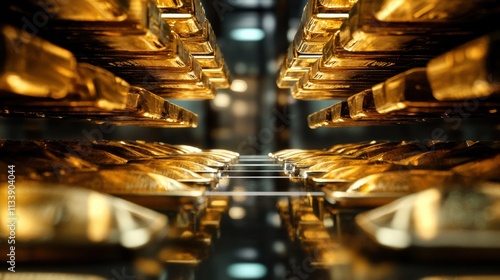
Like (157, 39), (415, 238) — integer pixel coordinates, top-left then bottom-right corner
(210, 199), (229, 208)
(375, 0), (405, 20)
(134, 257), (164, 277)
(413, 189), (441, 240)
(230, 79), (248, 92)
(121, 228), (149, 249)
(375, 227), (411, 249)
(87, 192), (111, 243)
(227, 263), (267, 279)
(213, 92), (231, 108)
(229, 206), (246, 220)
(232, 100), (250, 117)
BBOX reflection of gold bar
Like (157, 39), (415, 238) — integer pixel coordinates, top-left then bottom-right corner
(309, 58), (399, 81)
(427, 32), (500, 101)
(121, 87), (199, 127)
(307, 101), (380, 128)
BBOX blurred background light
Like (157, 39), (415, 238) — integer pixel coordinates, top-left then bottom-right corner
(226, 263), (267, 279)
(230, 28), (265, 41)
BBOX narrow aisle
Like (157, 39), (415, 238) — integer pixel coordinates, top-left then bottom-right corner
(196, 155), (293, 280)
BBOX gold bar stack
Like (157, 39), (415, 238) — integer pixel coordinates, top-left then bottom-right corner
(2, 0), (232, 126)
(278, 0), (500, 127)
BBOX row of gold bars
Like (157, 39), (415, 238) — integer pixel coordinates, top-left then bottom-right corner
(278, 0), (500, 128)
(271, 140), (500, 274)
(1, 0), (231, 127)
(0, 140), (239, 276)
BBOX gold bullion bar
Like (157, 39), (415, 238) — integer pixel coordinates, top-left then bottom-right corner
(427, 31), (500, 101)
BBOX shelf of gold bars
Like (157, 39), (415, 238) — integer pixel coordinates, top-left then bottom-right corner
(270, 0), (500, 278)
(1, 0), (232, 127)
(0, 1), (238, 278)
(277, 0), (500, 128)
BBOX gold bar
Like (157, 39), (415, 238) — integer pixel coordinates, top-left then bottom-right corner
(159, 6), (230, 89)
(302, 0), (351, 34)
(159, 0), (207, 36)
(276, 42), (322, 89)
(308, 99), (425, 128)
(292, 73), (367, 99)
(347, 89), (433, 122)
(291, 85), (355, 100)
(308, 101), (381, 128)
(276, 57), (308, 88)
(1, 62), (130, 112)
(0, 182), (168, 260)
(356, 182), (500, 254)
(287, 41), (323, 70)
(293, 24), (333, 54)
(57, 170), (206, 212)
(372, 68), (442, 114)
(372, 67), (500, 116)
(338, 0), (479, 52)
(347, 89), (378, 119)
(427, 31), (500, 101)
(293, 0), (351, 55)
(0, 25), (76, 100)
(317, 0), (358, 10)
(375, 0), (499, 22)
(193, 43), (231, 89)
(6, 1), (219, 98)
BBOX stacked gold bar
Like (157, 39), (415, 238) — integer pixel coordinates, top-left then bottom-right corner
(308, 33), (500, 128)
(157, 0), (231, 89)
(2, 0), (233, 126)
(0, 140), (238, 276)
(277, 0), (353, 90)
(0, 25), (198, 127)
(270, 140), (500, 272)
(280, 0), (500, 124)
(4, 0), (231, 99)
